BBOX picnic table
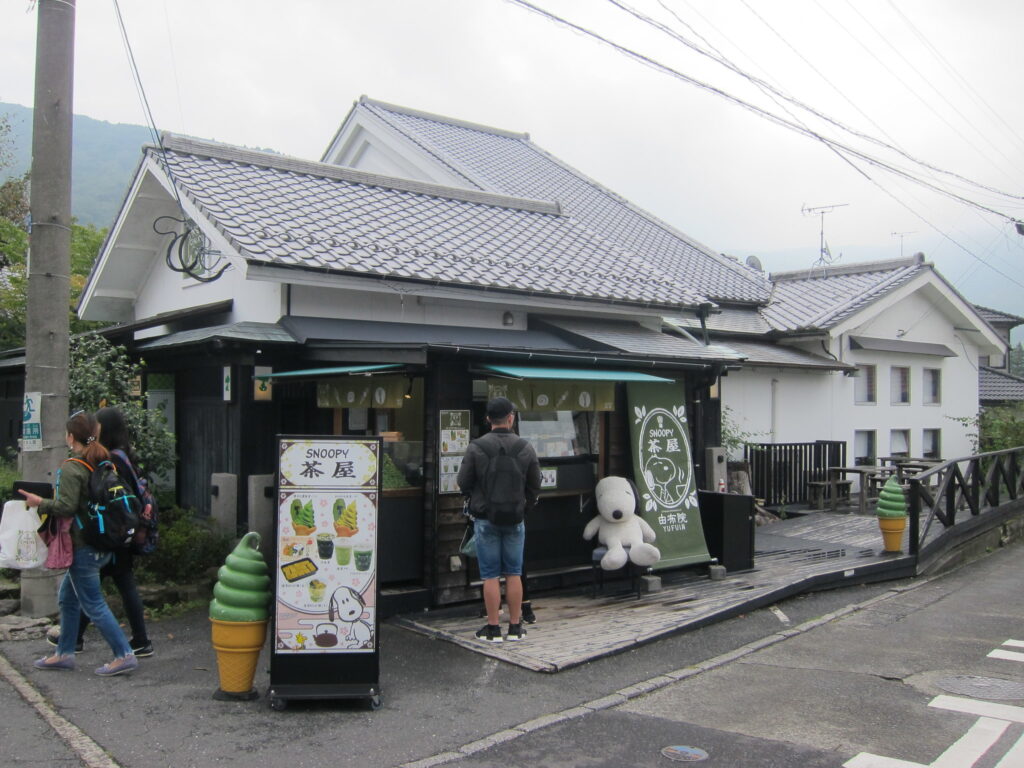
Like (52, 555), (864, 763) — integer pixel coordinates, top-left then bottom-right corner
(825, 465), (898, 515)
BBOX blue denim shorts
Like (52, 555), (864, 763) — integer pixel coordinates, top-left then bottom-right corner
(473, 518), (525, 580)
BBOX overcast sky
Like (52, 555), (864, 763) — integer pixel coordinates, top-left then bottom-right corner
(2, 0), (1022, 319)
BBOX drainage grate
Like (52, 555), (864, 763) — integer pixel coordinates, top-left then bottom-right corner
(936, 676), (1024, 700)
(661, 745), (709, 762)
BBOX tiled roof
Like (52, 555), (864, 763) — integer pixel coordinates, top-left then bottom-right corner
(543, 317), (744, 362)
(156, 136), (708, 309)
(663, 307), (772, 336)
(975, 305), (1024, 328)
(980, 366), (1024, 403)
(357, 98), (771, 305)
(761, 258), (928, 332)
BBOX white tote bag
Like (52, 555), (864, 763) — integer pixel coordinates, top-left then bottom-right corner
(0, 500), (47, 570)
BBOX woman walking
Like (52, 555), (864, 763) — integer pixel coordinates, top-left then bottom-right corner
(20, 410), (138, 676)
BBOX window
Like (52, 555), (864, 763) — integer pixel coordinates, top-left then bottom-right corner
(890, 366), (910, 405)
(854, 430), (876, 465)
(922, 429), (941, 459)
(979, 355), (990, 368)
(518, 410), (601, 458)
(890, 429), (910, 458)
(855, 365), (876, 404)
(923, 369), (941, 405)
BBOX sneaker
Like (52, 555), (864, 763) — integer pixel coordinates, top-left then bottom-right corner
(506, 623), (526, 642)
(475, 624), (503, 643)
(45, 628), (83, 654)
(95, 655), (138, 677)
(130, 641), (154, 658)
(521, 602), (537, 625)
(33, 655), (75, 671)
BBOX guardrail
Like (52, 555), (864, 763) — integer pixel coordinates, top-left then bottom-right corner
(906, 446), (1024, 556)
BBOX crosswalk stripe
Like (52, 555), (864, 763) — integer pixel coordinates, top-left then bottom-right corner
(994, 731), (1024, 768)
(931, 717), (1008, 768)
(988, 649), (1024, 663)
(1002, 640), (1024, 648)
(930, 695), (1024, 724)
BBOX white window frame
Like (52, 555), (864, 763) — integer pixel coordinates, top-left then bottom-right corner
(922, 428), (941, 459)
(923, 368), (941, 405)
(890, 429), (910, 457)
(855, 365), (877, 404)
(854, 430), (876, 466)
(890, 366), (910, 405)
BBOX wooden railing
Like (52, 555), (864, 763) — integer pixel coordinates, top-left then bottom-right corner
(906, 446), (1024, 556)
(744, 440), (846, 507)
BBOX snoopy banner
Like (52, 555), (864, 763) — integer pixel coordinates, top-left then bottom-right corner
(270, 435), (382, 708)
(627, 382), (711, 569)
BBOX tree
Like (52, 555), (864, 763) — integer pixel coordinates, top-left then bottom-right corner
(1009, 342), (1024, 378)
(69, 334), (176, 479)
(950, 405), (1024, 454)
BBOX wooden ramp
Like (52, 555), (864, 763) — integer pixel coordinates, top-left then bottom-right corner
(392, 512), (917, 672)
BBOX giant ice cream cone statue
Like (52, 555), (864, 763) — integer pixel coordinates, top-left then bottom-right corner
(210, 532), (271, 700)
(876, 476), (908, 553)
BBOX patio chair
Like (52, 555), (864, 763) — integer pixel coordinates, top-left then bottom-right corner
(590, 545), (647, 599)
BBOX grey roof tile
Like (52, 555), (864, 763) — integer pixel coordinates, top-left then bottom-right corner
(136, 322), (296, 350)
(156, 136), (708, 308)
(980, 366), (1024, 403)
(713, 339), (853, 370)
(663, 307), (772, 336)
(357, 99), (771, 305)
(761, 258), (928, 332)
(975, 305), (1024, 328)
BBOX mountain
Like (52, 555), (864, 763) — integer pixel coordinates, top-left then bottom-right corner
(1, 102), (153, 228)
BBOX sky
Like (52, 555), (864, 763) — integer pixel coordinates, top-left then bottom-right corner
(2, 0), (1022, 323)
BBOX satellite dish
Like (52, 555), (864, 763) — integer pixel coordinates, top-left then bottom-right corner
(745, 254), (764, 272)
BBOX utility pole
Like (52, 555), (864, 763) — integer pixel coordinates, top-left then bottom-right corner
(23, 0), (75, 486)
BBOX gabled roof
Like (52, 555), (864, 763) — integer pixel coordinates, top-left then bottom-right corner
(663, 307), (772, 337)
(975, 305), (1024, 329)
(152, 135), (709, 310)
(761, 257), (929, 332)
(980, 366), (1024, 403)
(340, 97), (771, 306)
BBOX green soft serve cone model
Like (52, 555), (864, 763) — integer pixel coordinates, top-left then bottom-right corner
(210, 531), (272, 622)
(876, 476), (908, 518)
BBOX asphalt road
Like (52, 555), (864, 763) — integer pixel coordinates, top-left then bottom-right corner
(2, 540), (1022, 768)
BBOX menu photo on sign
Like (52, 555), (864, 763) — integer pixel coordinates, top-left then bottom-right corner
(439, 410), (470, 495)
(275, 438), (380, 654)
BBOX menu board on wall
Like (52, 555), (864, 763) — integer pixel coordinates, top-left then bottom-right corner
(273, 437), (380, 655)
(438, 410), (470, 494)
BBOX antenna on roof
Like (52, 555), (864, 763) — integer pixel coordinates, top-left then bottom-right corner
(891, 231), (917, 258)
(802, 203), (848, 267)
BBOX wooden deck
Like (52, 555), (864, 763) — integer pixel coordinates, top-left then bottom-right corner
(392, 511), (924, 672)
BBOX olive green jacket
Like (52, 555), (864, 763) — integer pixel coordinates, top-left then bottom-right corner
(38, 454), (91, 549)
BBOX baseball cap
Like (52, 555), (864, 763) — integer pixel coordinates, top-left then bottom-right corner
(486, 396), (514, 420)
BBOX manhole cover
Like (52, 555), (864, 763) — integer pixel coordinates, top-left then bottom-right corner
(936, 676), (1024, 700)
(661, 745), (709, 762)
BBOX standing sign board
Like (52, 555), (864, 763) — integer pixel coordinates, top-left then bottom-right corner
(438, 410), (470, 494)
(269, 435), (382, 709)
(627, 382), (711, 569)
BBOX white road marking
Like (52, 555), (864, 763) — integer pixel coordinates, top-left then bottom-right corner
(769, 605), (790, 625)
(845, 716), (1008, 768)
(930, 695), (1024, 724)
(994, 731), (1024, 768)
(989, 649), (1024, 663)
(931, 717), (1008, 768)
(1002, 639), (1024, 648)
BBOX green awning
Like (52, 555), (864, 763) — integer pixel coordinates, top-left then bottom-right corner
(480, 364), (674, 382)
(257, 364), (402, 380)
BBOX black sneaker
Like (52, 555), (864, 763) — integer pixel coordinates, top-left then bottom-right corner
(130, 641), (154, 658)
(475, 624), (503, 643)
(45, 629), (83, 654)
(506, 623), (526, 642)
(521, 602), (537, 625)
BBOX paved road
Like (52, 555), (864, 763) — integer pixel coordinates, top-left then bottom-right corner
(1, 541), (1022, 768)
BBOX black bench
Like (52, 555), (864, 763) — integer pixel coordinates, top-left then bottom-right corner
(806, 479), (852, 510)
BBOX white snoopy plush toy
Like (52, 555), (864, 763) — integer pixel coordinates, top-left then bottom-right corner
(583, 476), (661, 570)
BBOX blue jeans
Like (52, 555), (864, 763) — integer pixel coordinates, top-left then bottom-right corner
(474, 518), (525, 580)
(77, 551), (148, 645)
(57, 546), (132, 658)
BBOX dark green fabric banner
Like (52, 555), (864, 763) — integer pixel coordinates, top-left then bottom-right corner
(627, 381), (710, 569)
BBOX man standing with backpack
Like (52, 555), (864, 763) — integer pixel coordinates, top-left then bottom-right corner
(458, 397), (541, 643)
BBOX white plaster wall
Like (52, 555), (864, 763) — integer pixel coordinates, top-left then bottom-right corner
(288, 283), (521, 329)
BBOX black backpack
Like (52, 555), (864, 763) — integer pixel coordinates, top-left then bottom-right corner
(66, 458), (142, 551)
(110, 449), (160, 555)
(478, 437), (528, 526)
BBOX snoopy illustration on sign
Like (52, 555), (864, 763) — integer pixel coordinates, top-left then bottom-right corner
(327, 585), (373, 649)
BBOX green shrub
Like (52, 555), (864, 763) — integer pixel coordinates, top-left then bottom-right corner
(134, 505), (231, 585)
(0, 453), (18, 498)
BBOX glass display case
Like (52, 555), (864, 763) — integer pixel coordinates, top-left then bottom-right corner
(518, 411), (600, 459)
(381, 439), (424, 489)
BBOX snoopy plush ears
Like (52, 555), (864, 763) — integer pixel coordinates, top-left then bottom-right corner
(625, 478), (641, 512)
